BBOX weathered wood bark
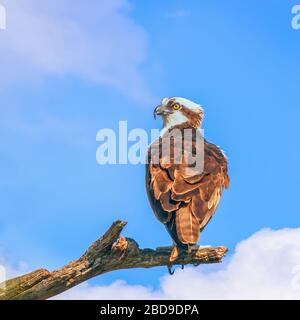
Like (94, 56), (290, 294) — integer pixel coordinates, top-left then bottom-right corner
(0, 220), (228, 300)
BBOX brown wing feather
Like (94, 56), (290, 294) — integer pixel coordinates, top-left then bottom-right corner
(146, 128), (229, 247)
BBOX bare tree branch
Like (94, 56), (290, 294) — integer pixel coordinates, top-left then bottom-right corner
(0, 220), (228, 300)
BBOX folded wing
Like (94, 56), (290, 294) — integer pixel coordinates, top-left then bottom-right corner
(146, 128), (229, 246)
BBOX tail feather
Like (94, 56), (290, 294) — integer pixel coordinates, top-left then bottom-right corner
(165, 210), (200, 251)
(175, 205), (200, 245)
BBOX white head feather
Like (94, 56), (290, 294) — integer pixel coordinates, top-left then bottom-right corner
(161, 97), (204, 113)
(159, 97), (204, 134)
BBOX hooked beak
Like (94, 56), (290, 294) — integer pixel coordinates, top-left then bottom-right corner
(153, 105), (164, 120)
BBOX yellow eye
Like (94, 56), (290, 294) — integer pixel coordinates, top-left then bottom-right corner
(173, 103), (181, 110)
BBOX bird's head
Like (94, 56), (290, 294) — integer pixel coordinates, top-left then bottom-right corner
(154, 97), (204, 130)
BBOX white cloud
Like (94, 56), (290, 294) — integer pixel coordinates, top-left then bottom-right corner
(0, 0), (152, 103)
(56, 228), (300, 300)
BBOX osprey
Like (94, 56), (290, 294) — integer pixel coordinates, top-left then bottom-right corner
(146, 97), (229, 267)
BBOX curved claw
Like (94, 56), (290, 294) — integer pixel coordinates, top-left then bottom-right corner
(168, 265), (175, 275)
(193, 262), (201, 267)
(181, 264), (185, 270)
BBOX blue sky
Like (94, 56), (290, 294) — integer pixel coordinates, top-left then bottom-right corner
(0, 0), (300, 292)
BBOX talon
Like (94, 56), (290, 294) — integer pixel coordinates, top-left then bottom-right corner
(193, 262), (200, 267)
(181, 264), (185, 270)
(168, 265), (175, 275)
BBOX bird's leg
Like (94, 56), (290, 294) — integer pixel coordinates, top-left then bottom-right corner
(190, 245), (201, 267)
(166, 244), (180, 275)
(188, 244), (199, 253)
(187, 244), (201, 267)
(170, 245), (179, 262)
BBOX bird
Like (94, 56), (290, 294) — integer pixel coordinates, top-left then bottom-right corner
(146, 97), (229, 272)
